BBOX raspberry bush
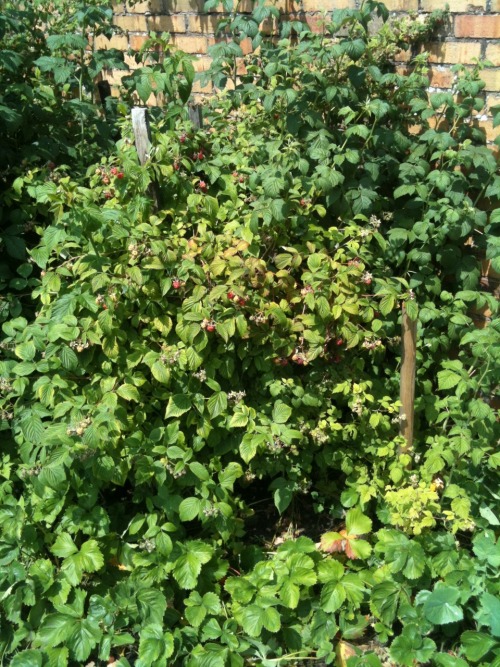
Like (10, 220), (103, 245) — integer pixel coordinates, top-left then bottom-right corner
(0, 2), (499, 666)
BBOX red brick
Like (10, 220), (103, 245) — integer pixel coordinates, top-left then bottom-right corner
(429, 67), (454, 89)
(129, 35), (149, 50)
(455, 15), (500, 39)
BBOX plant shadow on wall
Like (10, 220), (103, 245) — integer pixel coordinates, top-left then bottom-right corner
(0, 1), (500, 666)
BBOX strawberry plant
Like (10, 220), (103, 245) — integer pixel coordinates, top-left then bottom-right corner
(0, 1), (499, 665)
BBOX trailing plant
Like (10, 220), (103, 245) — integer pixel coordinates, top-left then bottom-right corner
(0, 1), (499, 665)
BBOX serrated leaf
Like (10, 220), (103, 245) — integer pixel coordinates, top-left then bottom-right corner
(321, 581), (346, 613)
(116, 383), (140, 402)
(151, 360), (170, 384)
(179, 497), (201, 521)
(272, 401), (292, 424)
(166, 394), (191, 418)
(51, 533), (78, 558)
(79, 540), (104, 573)
(207, 391), (227, 419)
(461, 630), (497, 661)
(346, 507), (372, 535)
(137, 589), (167, 626)
(437, 370), (461, 391)
(11, 650), (43, 666)
(21, 415), (44, 444)
(419, 585), (463, 625)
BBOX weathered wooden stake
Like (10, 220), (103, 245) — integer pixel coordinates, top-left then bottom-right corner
(188, 104), (203, 129)
(399, 303), (417, 454)
(132, 107), (152, 167)
(131, 106), (159, 208)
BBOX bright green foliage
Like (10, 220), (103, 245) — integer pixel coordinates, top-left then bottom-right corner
(0, 0), (499, 665)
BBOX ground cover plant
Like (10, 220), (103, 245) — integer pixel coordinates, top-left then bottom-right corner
(0, 1), (499, 665)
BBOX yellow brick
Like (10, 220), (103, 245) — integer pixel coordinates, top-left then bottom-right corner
(487, 94), (500, 113)
(124, 1), (150, 11)
(486, 44), (500, 67)
(481, 69), (500, 92)
(491, 0), (500, 10)
(421, 0), (485, 10)
(114, 14), (148, 32)
(147, 15), (187, 32)
(192, 79), (213, 94)
(157, 0), (204, 10)
(94, 34), (129, 50)
(188, 15), (224, 33)
(190, 56), (211, 72)
(171, 35), (212, 53)
(382, 0), (418, 9)
(427, 41), (482, 64)
(299, 0), (355, 9)
(473, 119), (500, 143)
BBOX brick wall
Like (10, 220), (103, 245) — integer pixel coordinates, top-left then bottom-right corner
(106, 1), (500, 141)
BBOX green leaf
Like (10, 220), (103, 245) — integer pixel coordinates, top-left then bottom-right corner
(437, 369), (461, 391)
(272, 401), (292, 424)
(51, 533), (78, 558)
(370, 581), (401, 625)
(274, 484), (293, 514)
(21, 415), (44, 444)
(179, 497), (201, 521)
(137, 589), (167, 626)
(240, 433), (263, 463)
(37, 613), (77, 648)
(166, 394), (192, 418)
(419, 585), (463, 625)
(207, 391), (227, 419)
(189, 462), (210, 481)
(173, 541), (213, 589)
(473, 531), (500, 566)
(461, 630), (498, 661)
(476, 593), (500, 636)
(320, 581), (346, 613)
(151, 360), (170, 384)
(79, 540), (104, 573)
(68, 618), (102, 662)
(11, 650), (43, 666)
(434, 654), (469, 667)
(280, 580), (300, 609)
(116, 383), (140, 402)
(346, 508), (372, 536)
(390, 626), (436, 667)
(137, 624), (174, 666)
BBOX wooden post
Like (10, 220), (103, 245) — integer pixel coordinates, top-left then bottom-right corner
(188, 104), (203, 129)
(131, 107), (152, 167)
(97, 80), (111, 110)
(399, 303), (417, 454)
(131, 106), (159, 208)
